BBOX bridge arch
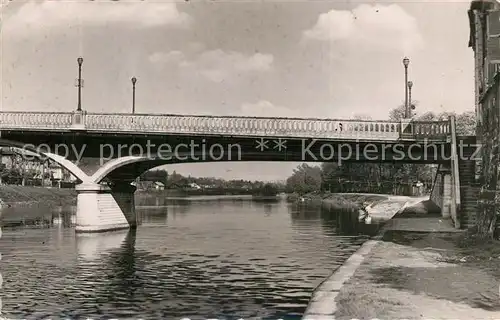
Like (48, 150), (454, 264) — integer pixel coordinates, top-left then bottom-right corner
(91, 156), (150, 183)
(88, 151), (301, 184)
(0, 138), (92, 183)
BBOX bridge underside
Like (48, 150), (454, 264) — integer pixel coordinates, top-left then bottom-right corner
(1, 131), (477, 163)
(0, 130), (477, 233)
(0, 131), (475, 180)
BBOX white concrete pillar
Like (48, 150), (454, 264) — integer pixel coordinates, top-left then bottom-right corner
(110, 182), (137, 229)
(441, 173), (452, 218)
(75, 182), (137, 233)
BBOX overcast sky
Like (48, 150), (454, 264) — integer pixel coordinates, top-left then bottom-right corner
(1, 0), (474, 181)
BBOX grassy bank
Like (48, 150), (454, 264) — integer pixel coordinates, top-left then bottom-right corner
(288, 192), (388, 211)
(323, 193), (388, 211)
(136, 188), (256, 197)
(0, 185), (76, 207)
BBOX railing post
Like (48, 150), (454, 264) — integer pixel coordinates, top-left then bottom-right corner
(399, 118), (413, 138)
(71, 110), (87, 130)
(449, 115), (461, 229)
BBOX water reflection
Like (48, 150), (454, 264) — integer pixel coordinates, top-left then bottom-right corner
(287, 202), (382, 238)
(51, 207), (76, 228)
(0, 204), (76, 229)
(76, 229), (132, 261)
(263, 203), (272, 215)
(1, 196), (371, 319)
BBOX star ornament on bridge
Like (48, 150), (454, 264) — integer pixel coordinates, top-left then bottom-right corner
(273, 139), (287, 151)
(255, 138), (269, 151)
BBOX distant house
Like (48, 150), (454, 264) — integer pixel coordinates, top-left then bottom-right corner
(0, 147), (77, 185)
(200, 184), (216, 189)
(154, 181), (165, 190)
(188, 182), (202, 190)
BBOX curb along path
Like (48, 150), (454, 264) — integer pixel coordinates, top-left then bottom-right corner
(301, 240), (380, 320)
(301, 196), (417, 319)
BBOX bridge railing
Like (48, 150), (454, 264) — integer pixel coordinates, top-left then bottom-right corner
(0, 111), (73, 130)
(400, 120), (451, 140)
(0, 111), (451, 141)
(83, 112), (404, 139)
(413, 121), (450, 138)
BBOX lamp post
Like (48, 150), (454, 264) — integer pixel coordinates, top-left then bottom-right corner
(408, 80), (413, 117)
(76, 57), (83, 112)
(402, 57), (410, 118)
(131, 77), (137, 114)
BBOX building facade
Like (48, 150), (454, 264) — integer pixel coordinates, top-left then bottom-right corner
(0, 147), (77, 185)
(468, 0), (500, 233)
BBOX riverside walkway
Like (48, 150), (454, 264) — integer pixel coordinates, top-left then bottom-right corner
(303, 234), (499, 320)
(302, 196), (499, 320)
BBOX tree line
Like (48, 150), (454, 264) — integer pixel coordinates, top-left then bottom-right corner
(139, 169), (285, 195)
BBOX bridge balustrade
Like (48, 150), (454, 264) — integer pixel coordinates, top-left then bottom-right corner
(0, 111), (451, 141)
(413, 121), (450, 139)
(0, 111), (73, 130)
(80, 113), (405, 139)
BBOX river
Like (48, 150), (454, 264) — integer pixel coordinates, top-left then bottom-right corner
(0, 195), (376, 320)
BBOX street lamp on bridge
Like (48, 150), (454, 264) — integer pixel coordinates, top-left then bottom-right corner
(76, 57), (84, 112)
(408, 80), (414, 117)
(131, 76), (137, 114)
(402, 57), (410, 118)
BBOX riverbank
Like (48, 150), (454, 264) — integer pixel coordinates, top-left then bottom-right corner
(303, 205), (500, 319)
(0, 186), (280, 208)
(0, 185), (76, 207)
(330, 232), (500, 319)
(159, 194), (254, 201)
(288, 192), (390, 210)
(322, 193), (388, 211)
(290, 192), (421, 223)
(136, 188), (260, 197)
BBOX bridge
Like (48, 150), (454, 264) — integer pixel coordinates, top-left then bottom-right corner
(0, 110), (474, 232)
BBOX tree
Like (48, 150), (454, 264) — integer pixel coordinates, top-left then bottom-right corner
(257, 183), (279, 196)
(283, 107), (477, 199)
(286, 164), (322, 194)
(388, 104), (408, 121)
(455, 111), (476, 135)
(141, 169), (169, 184)
(386, 105), (477, 187)
(167, 170), (188, 187)
(388, 102), (424, 121)
(353, 114), (372, 120)
(416, 111), (438, 121)
(320, 162), (341, 191)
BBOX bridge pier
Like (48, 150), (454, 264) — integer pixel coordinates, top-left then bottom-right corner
(430, 164), (453, 219)
(441, 169), (452, 219)
(75, 182), (137, 233)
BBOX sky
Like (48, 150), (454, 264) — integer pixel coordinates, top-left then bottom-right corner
(1, 0), (475, 181)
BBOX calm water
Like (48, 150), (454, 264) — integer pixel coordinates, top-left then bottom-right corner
(0, 196), (374, 320)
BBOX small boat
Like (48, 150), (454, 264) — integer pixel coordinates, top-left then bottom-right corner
(365, 215), (372, 224)
(358, 208), (372, 224)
